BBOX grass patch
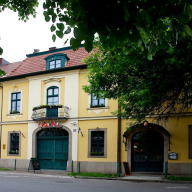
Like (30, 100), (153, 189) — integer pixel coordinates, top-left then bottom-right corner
(68, 172), (118, 178)
(165, 176), (192, 181)
(0, 168), (12, 171)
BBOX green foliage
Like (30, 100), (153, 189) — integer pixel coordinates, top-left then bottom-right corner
(67, 172), (118, 178)
(83, 35), (192, 125)
(41, 0), (192, 55)
(166, 176), (192, 181)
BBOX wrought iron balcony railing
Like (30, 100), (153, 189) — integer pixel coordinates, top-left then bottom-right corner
(31, 106), (70, 121)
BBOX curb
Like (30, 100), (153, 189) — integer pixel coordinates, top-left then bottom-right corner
(74, 176), (192, 184)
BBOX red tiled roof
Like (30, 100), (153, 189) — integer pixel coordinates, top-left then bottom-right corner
(9, 47), (89, 77)
(0, 61), (22, 77)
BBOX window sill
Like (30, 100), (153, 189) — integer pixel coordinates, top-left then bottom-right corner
(88, 155), (107, 158)
(86, 106), (109, 110)
(7, 153), (20, 156)
(6, 113), (23, 116)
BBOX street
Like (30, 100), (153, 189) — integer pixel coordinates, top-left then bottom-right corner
(0, 172), (192, 192)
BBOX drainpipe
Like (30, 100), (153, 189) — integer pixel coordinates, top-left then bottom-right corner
(117, 104), (121, 174)
(0, 85), (3, 158)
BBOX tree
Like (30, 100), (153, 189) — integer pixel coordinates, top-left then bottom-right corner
(43, 0), (192, 56)
(82, 35), (192, 125)
(1, 1), (192, 55)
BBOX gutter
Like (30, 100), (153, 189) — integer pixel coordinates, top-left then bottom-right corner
(117, 104), (121, 172)
(0, 64), (87, 82)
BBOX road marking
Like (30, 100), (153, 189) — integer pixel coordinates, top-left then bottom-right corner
(166, 186), (190, 189)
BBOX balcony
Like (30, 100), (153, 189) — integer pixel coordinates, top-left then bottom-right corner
(31, 106), (70, 121)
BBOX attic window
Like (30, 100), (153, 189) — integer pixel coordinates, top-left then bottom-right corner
(44, 53), (69, 70)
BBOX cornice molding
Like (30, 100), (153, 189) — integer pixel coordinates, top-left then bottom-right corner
(44, 77), (61, 84)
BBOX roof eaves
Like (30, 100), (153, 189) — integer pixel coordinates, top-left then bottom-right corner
(0, 64), (87, 82)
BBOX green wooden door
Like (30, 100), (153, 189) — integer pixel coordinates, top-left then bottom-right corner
(37, 128), (68, 170)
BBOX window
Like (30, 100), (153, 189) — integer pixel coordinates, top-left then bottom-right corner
(10, 133), (19, 152)
(11, 92), (21, 113)
(44, 53), (69, 70)
(47, 86), (59, 105)
(91, 93), (105, 107)
(91, 131), (104, 155)
(88, 128), (107, 158)
(7, 131), (21, 156)
(189, 126), (192, 159)
(49, 59), (61, 69)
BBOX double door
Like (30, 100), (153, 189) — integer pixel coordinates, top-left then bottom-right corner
(37, 137), (68, 170)
(131, 131), (164, 172)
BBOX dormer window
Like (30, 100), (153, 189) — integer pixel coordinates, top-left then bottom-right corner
(50, 60), (61, 69)
(44, 53), (69, 70)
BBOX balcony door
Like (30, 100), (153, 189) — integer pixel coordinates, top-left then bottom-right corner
(47, 86), (59, 117)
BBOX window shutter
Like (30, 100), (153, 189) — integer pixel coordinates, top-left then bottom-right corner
(46, 60), (49, 70)
(189, 126), (192, 159)
(61, 57), (65, 68)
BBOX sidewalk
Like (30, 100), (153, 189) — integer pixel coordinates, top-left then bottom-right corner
(0, 169), (192, 184)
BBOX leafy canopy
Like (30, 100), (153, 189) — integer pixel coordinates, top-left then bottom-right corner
(83, 34), (192, 124)
(43, 0), (192, 55)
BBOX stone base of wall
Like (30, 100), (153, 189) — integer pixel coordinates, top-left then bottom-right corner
(168, 163), (192, 175)
(0, 159), (30, 169)
(0, 159), (76, 172)
(78, 161), (118, 174)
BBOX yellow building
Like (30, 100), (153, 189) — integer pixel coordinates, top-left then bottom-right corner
(0, 46), (192, 175)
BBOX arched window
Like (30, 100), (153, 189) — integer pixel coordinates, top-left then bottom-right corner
(47, 86), (59, 105)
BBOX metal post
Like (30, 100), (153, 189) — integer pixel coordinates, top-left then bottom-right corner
(72, 160), (73, 173)
(14, 159), (16, 170)
(118, 162), (120, 177)
(78, 161), (80, 174)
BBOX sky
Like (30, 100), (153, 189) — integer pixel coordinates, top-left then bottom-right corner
(0, 1), (72, 63)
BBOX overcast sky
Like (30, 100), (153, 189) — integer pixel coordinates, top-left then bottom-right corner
(0, 1), (72, 63)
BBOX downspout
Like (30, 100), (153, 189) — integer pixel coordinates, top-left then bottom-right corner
(117, 104), (121, 173)
(0, 85), (3, 158)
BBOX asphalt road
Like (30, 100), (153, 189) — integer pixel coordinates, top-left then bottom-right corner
(0, 172), (192, 192)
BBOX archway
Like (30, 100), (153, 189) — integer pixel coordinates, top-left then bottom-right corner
(123, 123), (170, 173)
(32, 126), (72, 170)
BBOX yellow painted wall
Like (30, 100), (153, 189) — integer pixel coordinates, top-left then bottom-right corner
(0, 87), (2, 123)
(79, 71), (118, 117)
(1, 124), (28, 159)
(78, 119), (118, 162)
(120, 117), (192, 163)
(41, 77), (65, 106)
(2, 80), (29, 122)
(164, 116), (192, 163)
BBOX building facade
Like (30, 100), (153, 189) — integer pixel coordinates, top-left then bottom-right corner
(0, 46), (192, 175)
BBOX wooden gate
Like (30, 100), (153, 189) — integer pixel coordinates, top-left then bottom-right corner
(37, 128), (68, 170)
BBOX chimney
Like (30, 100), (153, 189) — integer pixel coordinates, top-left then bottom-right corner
(33, 49), (40, 54)
(49, 47), (56, 50)
(0, 58), (9, 66)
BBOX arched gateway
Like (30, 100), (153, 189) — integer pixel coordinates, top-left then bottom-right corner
(123, 123), (170, 172)
(32, 126), (72, 170)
